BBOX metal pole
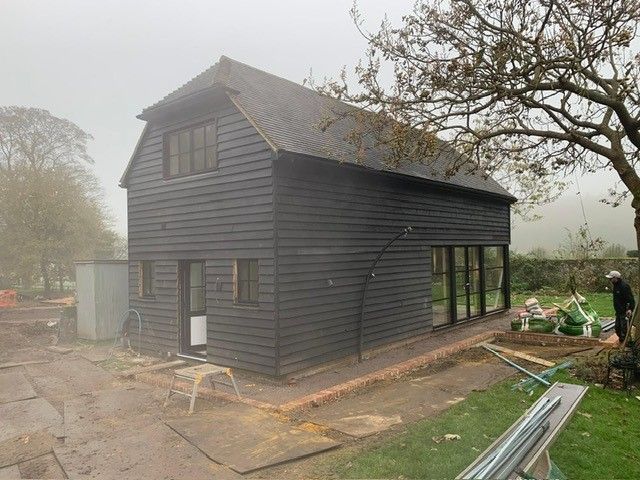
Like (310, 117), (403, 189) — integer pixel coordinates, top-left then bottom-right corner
(483, 345), (551, 386)
(357, 226), (412, 362)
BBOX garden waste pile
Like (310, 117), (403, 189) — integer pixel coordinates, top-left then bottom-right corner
(511, 292), (602, 337)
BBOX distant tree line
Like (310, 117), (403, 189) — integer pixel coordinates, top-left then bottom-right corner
(523, 226), (636, 260)
(0, 107), (125, 296)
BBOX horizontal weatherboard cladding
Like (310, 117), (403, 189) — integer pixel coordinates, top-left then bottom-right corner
(274, 154), (510, 375)
(126, 100), (277, 374)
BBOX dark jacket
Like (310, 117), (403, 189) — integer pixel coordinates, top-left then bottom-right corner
(613, 279), (635, 315)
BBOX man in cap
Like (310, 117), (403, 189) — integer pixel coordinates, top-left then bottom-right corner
(606, 270), (635, 342)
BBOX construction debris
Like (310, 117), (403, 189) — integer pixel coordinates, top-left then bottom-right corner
(512, 292), (603, 338)
(481, 343), (555, 367)
(511, 297), (555, 333)
(46, 346), (73, 354)
(482, 345), (551, 387)
(458, 382), (588, 480)
(512, 361), (573, 394)
(0, 360), (50, 370)
(601, 319), (616, 332)
(462, 395), (561, 479)
(555, 293), (602, 337)
(432, 433), (461, 443)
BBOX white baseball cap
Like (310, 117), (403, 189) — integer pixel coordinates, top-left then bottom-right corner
(605, 270), (622, 279)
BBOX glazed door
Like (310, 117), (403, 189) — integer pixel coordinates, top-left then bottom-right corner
(454, 247), (482, 321)
(180, 261), (206, 357)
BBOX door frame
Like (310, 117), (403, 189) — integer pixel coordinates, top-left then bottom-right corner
(431, 245), (508, 329)
(453, 246), (483, 322)
(178, 260), (206, 358)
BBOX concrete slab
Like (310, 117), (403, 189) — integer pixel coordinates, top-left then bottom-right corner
(408, 361), (513, 394)
(165, 402), (340, 474)
(304, 361), (513, 437)
(24, 358), (116, 411)
(54, 422), (241, 480)
(0, 372), (37, 404)
(0, 398), (63, 442)
(0, 430), (58, 468)
(63, 387), (161, 444)
(0, 465), (20, 479)
(75, 346), (112, 363)
(18, 453), (65, 479)
(314, 414), (403, 438)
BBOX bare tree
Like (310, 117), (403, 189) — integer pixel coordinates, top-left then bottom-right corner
(0, 106), (92, 173)
(318, 0), (640, 334)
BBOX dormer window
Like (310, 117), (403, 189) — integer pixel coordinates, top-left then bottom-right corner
(164, 120), (218, 178)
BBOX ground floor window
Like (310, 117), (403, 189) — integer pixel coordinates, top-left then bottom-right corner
(139, 261), (154, 297)
(431, 245), (507, 327)
(235, 259), (259, 305)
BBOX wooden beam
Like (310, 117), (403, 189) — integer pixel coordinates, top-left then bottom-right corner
(481, 343), (555, 367)
(117, 359), (186, 378)
(0, 360), (50, 370)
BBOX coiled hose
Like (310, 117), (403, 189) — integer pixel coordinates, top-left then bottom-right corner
(107, 308), (142, 359)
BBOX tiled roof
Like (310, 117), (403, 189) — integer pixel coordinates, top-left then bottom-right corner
(142, 56), (514, 199)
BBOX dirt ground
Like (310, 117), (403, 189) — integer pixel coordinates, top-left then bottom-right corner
(0, 306), (601, 480)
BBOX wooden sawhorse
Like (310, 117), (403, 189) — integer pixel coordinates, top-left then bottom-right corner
(164, 363), (241, 414)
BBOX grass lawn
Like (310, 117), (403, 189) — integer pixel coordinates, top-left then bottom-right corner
(335, 371), (640, 479)
(512, 291), (615, 317)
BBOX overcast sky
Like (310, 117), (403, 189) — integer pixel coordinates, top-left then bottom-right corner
(1, 0), (635, 252)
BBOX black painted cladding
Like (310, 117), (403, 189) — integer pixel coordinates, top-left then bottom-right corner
(274, 154), (510, 375)
(125, 101), (511, 377)
(126, 101), (277, 374)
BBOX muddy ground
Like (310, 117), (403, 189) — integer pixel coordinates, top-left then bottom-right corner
(0, 307), (600, 480)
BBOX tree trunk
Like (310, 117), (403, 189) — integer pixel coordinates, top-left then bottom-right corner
(57, 265), (64, 292)
(40, 259), (51, 298)
(629, 200), (640, 345)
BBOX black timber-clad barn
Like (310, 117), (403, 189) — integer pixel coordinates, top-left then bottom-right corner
(120, 55), (516, 377)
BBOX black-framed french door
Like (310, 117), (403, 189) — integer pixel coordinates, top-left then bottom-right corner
(454, 246), (483, 321)
(431, 245), (507, 328)
(179, 260), (207, 357)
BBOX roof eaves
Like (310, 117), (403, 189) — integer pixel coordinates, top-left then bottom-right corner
(277, 149), (517, 203)
(138, 84), (239, 120)
(225, 92), (279, 153)
(119, 122), (150, 189)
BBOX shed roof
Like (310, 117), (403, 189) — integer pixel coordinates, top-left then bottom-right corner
(130, 56), (514, 200)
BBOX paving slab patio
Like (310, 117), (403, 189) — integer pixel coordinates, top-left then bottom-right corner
(54, 422), (241, 480)
(165, 402), (340, 474)
(302, 358), (514, 438)
(0, 465), (20, 479)
(17, 453), (66, 479)
(75, 345), (112, 363)
(63, 386), (162, 444)
(24, 357), (119, 411)
(0, 372), (37, 404)
(0, 430), (59, 469)
(0, 397), (63, 443)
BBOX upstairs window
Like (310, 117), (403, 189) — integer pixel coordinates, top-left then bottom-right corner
(164, 120), (218, 178)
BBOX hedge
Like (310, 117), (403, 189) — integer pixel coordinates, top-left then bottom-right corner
(510, 255), (639, 293)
